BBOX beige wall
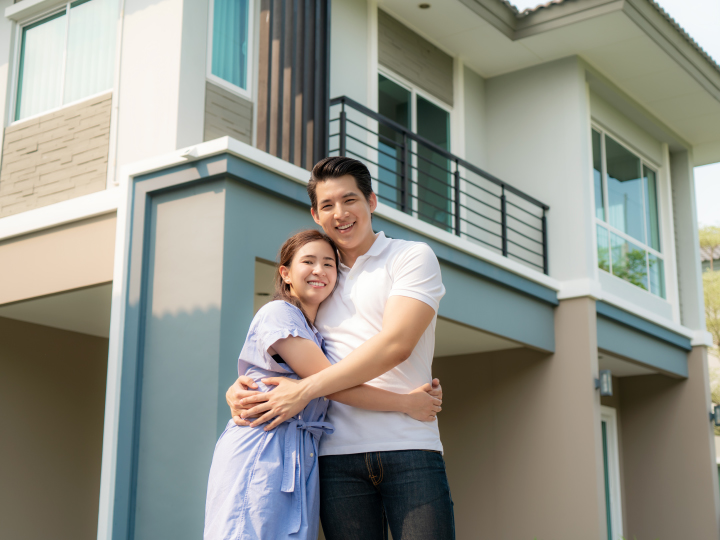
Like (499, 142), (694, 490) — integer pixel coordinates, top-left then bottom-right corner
(0, 93), (112, 218)
(378, 10), (453, 105)
(434, 297), (607, 539)
(0, 213), (116, 305)
(0, 317), (108, 540)
(619, 346), (720, 538)
(203, 81), (253, 145)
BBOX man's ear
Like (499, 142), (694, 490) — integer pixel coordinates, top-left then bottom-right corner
(310, 206), (321, 226)
(368, 191), (378, 213)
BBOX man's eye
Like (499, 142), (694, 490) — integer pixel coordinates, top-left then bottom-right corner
(322, 205), (332, 210)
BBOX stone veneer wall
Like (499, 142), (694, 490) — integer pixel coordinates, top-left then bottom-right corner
(204, 81), (253, 145)
(0, 92), (112, 218)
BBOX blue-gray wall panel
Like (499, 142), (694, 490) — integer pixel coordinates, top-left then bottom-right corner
(597, 317), (688, 378)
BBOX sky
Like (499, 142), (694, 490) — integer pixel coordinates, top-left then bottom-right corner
(509, 0), (720, 227)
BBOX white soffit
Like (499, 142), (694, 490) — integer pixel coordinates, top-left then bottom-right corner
(598, 351), (657, 377)
(435, 316), (520, 357)
(0, 283), (113, 338)
(378, 0), (720, 163)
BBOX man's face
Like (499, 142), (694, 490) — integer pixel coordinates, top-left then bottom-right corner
(311, 175), (377, 253)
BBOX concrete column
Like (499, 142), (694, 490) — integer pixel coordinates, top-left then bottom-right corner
(435, 297), (607, 539)
(670, 150), (705, 330)
(620, 346), (720, 538)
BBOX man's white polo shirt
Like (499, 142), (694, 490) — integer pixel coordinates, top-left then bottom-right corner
(315, 231), (446, 455)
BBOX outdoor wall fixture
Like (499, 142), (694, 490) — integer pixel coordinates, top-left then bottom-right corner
(594, 370), (613, 397)
(179, 146), (199, 159)
(418, 3), (430, 8)
(710, 404), (720, 426)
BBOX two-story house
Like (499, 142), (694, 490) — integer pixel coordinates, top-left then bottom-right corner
(1, 0), (719, 539)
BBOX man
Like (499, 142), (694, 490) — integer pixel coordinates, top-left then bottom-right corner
(227, 156), (454, 539)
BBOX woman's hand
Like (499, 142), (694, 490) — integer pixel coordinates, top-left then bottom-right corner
(226, 375), (261, 426)
(240, 377), (312, 431)
(404, 382), (442, 422)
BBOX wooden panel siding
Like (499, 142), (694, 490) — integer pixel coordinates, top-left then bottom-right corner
(0, 93), (111, 218)
(256, 0), (329, 169)
(204, 82), (253, 144)
(378, 10), (454, 106)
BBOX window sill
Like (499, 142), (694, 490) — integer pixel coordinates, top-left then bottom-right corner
(598, 270), (674, 321)
(5, 0), (64, 22)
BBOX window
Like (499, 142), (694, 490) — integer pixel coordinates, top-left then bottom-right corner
(208, 0), (252, 96)
(15, 0), (118, 121)
(377, 72), (452, 231)
(592, 128), (665, 298)
(601, 407), (624, 540)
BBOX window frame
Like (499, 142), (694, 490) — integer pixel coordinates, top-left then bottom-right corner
(206, 0), (255, 101)
(9, 1), (116, 126)
(592, 123), (666, 297)
(600, 406), (624, 540)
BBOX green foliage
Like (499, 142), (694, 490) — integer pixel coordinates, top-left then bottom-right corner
(704, 269), (720, 350)
(612, 248), (651, 290)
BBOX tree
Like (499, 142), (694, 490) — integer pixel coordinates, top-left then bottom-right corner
(699, 225), (720, 271)
(704, 269), (720, 349)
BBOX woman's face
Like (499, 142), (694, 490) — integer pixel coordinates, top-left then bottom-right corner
(280, 240), (337, 306)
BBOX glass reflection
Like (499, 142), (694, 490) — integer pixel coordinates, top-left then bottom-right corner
(378, 74), (410, 209)
(644, 166), (661, 252)
(610, 233), (648, 291)
(649, 253), (665, 298)
(597, 224), (610, 272)
(606, 136), (645, 245)
(592, 130), (605, 221)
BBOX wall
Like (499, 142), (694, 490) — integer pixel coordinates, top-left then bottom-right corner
(0, 93), (112, 217)
(485, 56), (594, 281)
(204, 81), (253, 144)
(377, 9), (453, 105)
(619, 346), (720, 538)
(434, 297), (607, 539)
(0, 317), (108, 540)
(463, 66), (486, 169)
(115, 0), (208, 173)
(330, 0), (370, 105)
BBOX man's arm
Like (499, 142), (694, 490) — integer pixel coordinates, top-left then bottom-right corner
(243, 295), (436, 429)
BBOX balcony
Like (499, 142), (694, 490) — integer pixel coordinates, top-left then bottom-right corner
(329, 96), (550, 275)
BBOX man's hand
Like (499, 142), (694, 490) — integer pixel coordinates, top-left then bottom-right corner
(226, 376), (261, 426)
(239, 377), (312, 431)
(405, 380), (443, 422)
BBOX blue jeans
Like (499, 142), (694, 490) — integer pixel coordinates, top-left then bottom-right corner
(319, 450), (455, 540)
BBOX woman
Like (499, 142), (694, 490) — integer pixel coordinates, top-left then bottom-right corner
(204, 229), (441, 540)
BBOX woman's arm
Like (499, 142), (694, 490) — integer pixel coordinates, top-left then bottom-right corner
(264, 336), (441, 422)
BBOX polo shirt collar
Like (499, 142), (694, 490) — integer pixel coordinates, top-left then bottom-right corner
(339, 231), (390, 270)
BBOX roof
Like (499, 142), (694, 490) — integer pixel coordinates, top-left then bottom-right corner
(505, 0), (720, 75)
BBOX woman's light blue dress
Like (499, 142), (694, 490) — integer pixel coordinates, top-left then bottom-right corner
(204, 301), (333, 540)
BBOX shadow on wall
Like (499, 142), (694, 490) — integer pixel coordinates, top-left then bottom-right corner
(132, 307), (245, 540)
(0, 316), (108, 540)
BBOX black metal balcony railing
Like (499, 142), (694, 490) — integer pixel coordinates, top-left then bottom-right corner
(328, 96), (550, 274)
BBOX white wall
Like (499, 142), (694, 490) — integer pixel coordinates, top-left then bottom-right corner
(330, 0), (371, 104)
(115, 0), (208, 173)
(463, 65), (486, 169)
(485, 56), (594, 281)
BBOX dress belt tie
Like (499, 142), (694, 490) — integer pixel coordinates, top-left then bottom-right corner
(281, 416), (334, 534)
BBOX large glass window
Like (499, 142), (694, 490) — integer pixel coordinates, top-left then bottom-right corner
(377, 73), (452, 231)
(15, 0), (118, 121)
(592, 128), (665, 298)
(209, 0), (251, 94)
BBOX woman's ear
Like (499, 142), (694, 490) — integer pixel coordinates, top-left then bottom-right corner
(279, 265), (291, 284)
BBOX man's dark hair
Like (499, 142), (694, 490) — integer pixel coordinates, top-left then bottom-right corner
(308, 156), (373, 210)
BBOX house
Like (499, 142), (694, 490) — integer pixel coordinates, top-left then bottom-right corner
(1, 0), (719, 538)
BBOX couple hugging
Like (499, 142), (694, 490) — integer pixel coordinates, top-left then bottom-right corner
(204, 157), (455, 540)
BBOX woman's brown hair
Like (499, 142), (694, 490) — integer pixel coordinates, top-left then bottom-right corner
(273, 229), (339, 324)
